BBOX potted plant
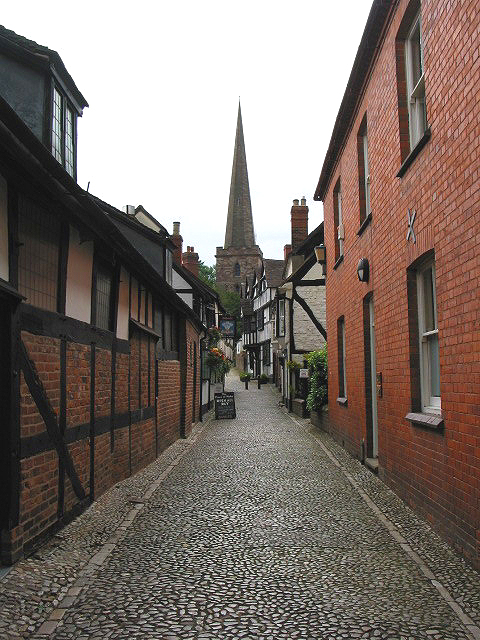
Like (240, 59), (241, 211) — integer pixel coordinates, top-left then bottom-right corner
(240, 372), (252, 389)
(259, 373), (269, 384)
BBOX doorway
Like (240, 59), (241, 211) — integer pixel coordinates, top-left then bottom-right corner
(364, 295), (378, 460)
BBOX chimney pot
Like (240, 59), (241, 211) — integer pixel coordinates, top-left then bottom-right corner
(173, 221), (180, 236)
(301, 197), (306, 206)
(293, 199), (299, 206)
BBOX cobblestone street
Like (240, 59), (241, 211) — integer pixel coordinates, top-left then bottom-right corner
(1, 373), (480, 640)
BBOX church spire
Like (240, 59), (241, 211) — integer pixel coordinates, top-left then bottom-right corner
(224, 102), (255, 248)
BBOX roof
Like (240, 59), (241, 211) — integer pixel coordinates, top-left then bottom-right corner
(0, 94), (202, 329)
(313, 0), (395, 201)
(0, 25), (88, 112)
(293, 222), (324, 257)
(263, 259), (285, 288)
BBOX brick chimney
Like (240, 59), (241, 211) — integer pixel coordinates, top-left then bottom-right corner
(171, 221), (183, 265)
(291, 197), (308, 253)
(284, 244), (292, 261)
(182, 245), (199, 277)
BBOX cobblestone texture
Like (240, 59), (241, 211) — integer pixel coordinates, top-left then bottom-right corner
(1, 372), (480, 639)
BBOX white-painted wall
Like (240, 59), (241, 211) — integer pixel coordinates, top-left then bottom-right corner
(178, 292), (193, 307)
(293, 285), (326, 352)
(0, 174), (8, 281)
(65, 226), (93, 323)
(117, 266), (130, 340)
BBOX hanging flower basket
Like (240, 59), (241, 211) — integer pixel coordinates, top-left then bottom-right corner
(206, 347), (231, 375)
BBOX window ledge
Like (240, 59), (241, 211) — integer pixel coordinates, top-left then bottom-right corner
(405, 411), (444, 430)
(337, 396), (348, 406)
(357, 212), (372, 236)
(397, 127), (431, 178)
(333, 255), (344, 271)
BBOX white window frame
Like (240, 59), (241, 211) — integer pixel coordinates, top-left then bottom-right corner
(362, 132), (371, 216)
(277, 298), (285, 337)
(417, 260), (441, 412)
(405, 11), (426, 150)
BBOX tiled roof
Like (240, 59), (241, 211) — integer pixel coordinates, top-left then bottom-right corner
(263, 259), (285, 288)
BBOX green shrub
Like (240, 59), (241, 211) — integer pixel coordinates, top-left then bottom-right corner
(259, 373), (269, 384)
(305, 346), (328, 412)
(240, 372), (252, 382)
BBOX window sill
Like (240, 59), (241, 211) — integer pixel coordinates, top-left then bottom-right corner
(337, 396), (348, 406)
(405, 411), (444, 430)
(396, 127), (431, 178)
(357, 212), (372, 236)
(333, 255), (344, 271)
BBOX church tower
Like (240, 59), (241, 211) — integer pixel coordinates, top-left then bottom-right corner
(216, 102), (263, 294)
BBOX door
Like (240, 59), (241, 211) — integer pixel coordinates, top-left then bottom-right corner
(0, 301), (12, 532)
(369, 298), (378, 457)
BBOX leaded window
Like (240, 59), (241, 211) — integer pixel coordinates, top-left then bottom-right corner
(94, 262), (114, 331)
(17, 195), (60, 312)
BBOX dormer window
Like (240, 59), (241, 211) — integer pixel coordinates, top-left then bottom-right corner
(52, 86), (77, 178)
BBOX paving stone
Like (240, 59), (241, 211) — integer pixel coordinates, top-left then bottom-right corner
(1, 372), (480, 639)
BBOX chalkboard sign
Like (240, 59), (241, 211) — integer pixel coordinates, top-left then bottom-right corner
(214, 392), (236, 419)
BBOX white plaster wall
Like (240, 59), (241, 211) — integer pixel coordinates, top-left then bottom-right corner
(65, 226), (93, 323)
(172, 268), (190, 289)
(135, 211), (161, 232)
(293, 285), (326, 352)
(0, 174), (8, 281)
(117, 267), (130, 340)
(178, 292), (193, 307)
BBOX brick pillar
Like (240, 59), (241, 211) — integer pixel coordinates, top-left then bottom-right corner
(182, 246), (199, 277)
(291, 197), (309, 253)
(171, 222), (183, 266)
(284, 244), (292, 261)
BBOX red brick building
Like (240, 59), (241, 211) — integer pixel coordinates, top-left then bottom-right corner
(314, 0), (480, 568)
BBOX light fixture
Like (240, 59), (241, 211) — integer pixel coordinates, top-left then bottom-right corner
(314, 245), (326, 275)
(357, 258), (369, 282)
(314, 245), (326, 264)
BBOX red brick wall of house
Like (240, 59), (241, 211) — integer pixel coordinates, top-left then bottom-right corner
(156, 360), (181, 450)
(322, 0), (480, 567)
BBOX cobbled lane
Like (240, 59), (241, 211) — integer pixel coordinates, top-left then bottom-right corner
(1, 373), (480, 640)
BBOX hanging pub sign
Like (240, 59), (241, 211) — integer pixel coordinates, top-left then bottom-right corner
(219, 316), (236, 338)
(214, 392), (236, 419)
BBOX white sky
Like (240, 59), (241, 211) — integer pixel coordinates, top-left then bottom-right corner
(2, 0), (373, 266)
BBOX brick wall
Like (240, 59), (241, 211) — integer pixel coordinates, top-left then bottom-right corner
(322, 0), (480, 567)
(12, 319), (188, 561)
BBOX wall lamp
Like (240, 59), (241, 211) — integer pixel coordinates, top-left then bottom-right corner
(357, 258), (369, 282)
(314, 245), (326, 275)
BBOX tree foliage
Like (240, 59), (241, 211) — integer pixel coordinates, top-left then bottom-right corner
(198, 262), (216, 288)
(305, 346), (328, 412)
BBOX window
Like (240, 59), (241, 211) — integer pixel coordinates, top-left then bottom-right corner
(396, 3), (428, 166)
(17, 195), (61, 312)
(51, 86), (77, 178)
(257, 309), (264, 331)
(234, 263), (240, 276)
(417, 260), (440, 411)
(357, 116), (370, 225)
(405, 12), (426, 150)
(93, 261), (114, 331)
(165, 249), (173, 286)
(333, 179), (343, 262)
(262, 342), (270, 366)
(277, 298), (285, 337)
(337, 317), (347, 400)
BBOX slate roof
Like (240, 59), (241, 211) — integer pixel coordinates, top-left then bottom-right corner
(263, 259), (285, 288)
(0, 24), (88, 110)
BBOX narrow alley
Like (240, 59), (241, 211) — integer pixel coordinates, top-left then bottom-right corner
(1, 375), (480, 640)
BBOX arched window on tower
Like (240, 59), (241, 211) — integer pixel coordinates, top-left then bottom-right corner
(234, 263), (240, 276)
